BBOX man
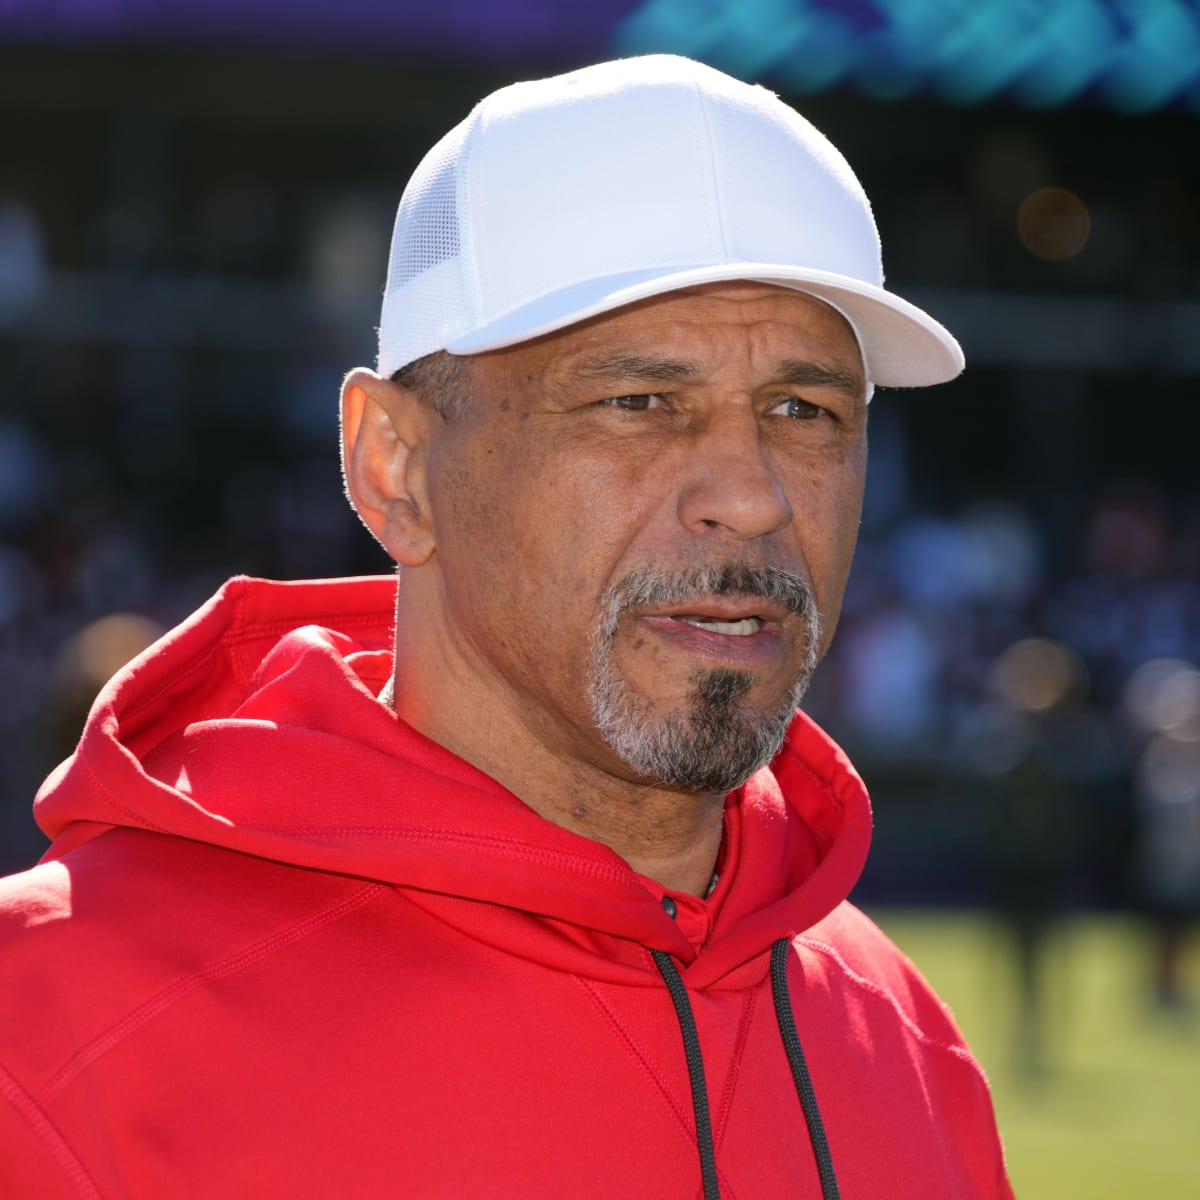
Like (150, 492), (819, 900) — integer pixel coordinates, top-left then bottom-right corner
(0, 55), (1012, 1198)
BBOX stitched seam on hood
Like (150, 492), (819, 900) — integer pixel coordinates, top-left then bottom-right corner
(79, 754), (173, 836)
(116, 611), (387, 725)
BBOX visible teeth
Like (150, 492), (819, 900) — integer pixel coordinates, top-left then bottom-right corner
(679, 617), (762, 636)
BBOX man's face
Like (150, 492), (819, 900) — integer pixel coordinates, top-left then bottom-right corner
(421, 282), (868, 791)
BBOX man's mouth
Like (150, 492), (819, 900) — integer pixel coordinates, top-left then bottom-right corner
(672, 615), (765, 637)
(639, 606), (784, 670)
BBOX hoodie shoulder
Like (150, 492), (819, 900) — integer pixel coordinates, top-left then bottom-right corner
(0, 829), (386, 1090)
(798, 902), (981, 1063)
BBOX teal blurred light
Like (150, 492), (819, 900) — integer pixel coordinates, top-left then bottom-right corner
(1100, 0), (1200, 114)
(614, 0), (1200, 114)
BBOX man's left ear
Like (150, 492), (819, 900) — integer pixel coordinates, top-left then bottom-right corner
(339, 368), (438, 566)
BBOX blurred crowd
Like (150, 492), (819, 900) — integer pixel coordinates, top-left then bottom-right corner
(1, 62), (1197, 997)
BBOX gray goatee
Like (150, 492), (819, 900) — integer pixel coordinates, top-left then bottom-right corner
(588, 564), (821, 792)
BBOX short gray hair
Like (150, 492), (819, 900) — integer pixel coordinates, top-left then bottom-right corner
(390, 351), (471, 421)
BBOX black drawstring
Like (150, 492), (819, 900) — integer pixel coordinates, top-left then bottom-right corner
(650, 938), (839, 1200)
(770, 937), (841, 1199)
(651, 948), (721, 1200)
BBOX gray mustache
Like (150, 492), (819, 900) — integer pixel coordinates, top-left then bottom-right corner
(598, 565), (814, 640)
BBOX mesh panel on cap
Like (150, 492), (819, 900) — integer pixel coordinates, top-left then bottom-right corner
(389, 142), (460, 288)
(377, 118), (472, 376)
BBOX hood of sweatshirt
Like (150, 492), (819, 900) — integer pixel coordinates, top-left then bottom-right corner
(34, 576), (872, 990)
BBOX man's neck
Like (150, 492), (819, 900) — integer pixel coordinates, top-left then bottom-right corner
(381, 665), (724, 897)
(525, 772), (726, 897)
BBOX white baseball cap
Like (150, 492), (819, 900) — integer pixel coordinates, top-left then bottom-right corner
(377, 54), (963, 388)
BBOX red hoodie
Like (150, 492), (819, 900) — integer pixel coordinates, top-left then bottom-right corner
(0, 576), (1012, 1199)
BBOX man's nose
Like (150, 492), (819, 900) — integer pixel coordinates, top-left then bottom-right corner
(675, 408), (793, 541)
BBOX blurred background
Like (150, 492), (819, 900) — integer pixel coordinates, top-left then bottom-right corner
(1, 1), (1197, 1193)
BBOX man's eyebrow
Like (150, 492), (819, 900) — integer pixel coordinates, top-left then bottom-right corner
(573, 353), (700, 383)
(573, 353), (864, 398)
(776, 360), (866, 401)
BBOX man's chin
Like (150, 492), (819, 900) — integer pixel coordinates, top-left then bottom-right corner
(590, 667), (801, 793)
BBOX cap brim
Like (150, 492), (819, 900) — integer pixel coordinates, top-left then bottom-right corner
(445, 263), (963, 388)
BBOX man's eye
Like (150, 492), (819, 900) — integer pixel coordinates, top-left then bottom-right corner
(769, 396), (824, 420)
(604, 394), (666, 412)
